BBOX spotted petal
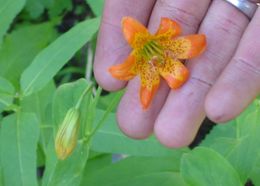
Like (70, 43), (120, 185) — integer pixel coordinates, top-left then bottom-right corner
(109, 54), (137, 80)
(168, 34), (206, 59)
(156, 17), (181, 38)
(122, 17), (150, 48)
(159, 59), (189, 89)
(139, 63), (160, 109)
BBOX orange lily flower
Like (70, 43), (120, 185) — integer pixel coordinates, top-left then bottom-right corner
(109, 17), (206, 109)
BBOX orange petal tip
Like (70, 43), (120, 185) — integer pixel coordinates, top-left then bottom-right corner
(108, 54), (136, 81)
(121, 16), (148, 47)
(187, 34), (207, 58)
(140, 84), (159, 110)
(168, 68), (189, 89)
(156, 17), (182, 37)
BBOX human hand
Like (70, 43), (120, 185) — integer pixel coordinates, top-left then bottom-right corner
(94, 0), (260, 147)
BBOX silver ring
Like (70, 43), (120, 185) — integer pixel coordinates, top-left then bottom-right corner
(224, 0), (258, 19)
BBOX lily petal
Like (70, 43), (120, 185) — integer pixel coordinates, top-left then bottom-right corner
(169, 34), (206, 59)
(122, 17), (150, 48)
(140, 63), (160, 109)
(159, 59), (189, 89)
(109, 54), (137, 80)
(156, 17), (181, 38)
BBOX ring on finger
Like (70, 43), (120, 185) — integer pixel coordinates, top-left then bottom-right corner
(223, 0), (258, 19)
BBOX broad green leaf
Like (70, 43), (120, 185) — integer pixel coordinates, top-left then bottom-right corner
(86, 0), (104, 16)
(202, 101), (260, 183)
(81, 156), (186, 186)
(97, 91), (123, 112)
(205, 137), (241, 157)
(226, 110), (260, 182)
(201, 101), (259, 146)
(0, 166), (3, 186)
(21, 81), (56, 153)
(181, 147), (242, 186)
(25, 0), (45, 19)
(52, 79), (92, 133)
(200, 120), (236, 147)
(91, 109), (189, 157)
(21, 81), (55, 123)
(42, 141), (89, 186)
(42, 79), (94, 186)
(21, 18), (100, 96)
(0, 22), (56, 88)
(249, 153), (260, 185)
(48, 0), (72, 18)
(0, 0), (26, 42)
(84, 153), (112, 174)
(40, 0), (53, 7)
(0, 128), (2, 186)
(37, 144), (46, 167)
(0, 77), (15, 112)
(0, 112), (39, 186)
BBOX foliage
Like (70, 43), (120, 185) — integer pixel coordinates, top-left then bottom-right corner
(0, 0), (259, 186)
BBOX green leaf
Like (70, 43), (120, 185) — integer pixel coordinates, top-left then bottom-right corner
(0, 22), (56, 88)
(0, 128), (3, 186)
(202, 101), (260, 183)
(86, 0), (104, 16)
(21, 81), (55, 123)
(0, 166), (3, 186)
(20, 18), (100, 96)
(0, 112), (39, 186)
(40, 0), (53, 7)
(52, 79), (92, 132)
(249, 153), (260, 185)
(0, 77), (15, 112)
(201, 102), (259, 147)
(21, 81), (56, 152)
(48, 0), (72, 18)
(200, 120), (236, 147)
(181, 147), (242, 186)
(81, 156), (186, 186)
(25, 0), (45, 19)
(42, 79), (94, 186)
(42, 141), (89, 186)
(97, 91), (123, 112)
(84, 153), (112, 174)
(0, 0), (26, 42)
(91, 109), (189, 157)
(227, 110), (260, 182)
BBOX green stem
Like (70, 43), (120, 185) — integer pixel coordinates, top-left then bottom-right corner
(75, 83), (93, 110)
(84, 91), (122, 144)
(84, 86), (102, 137)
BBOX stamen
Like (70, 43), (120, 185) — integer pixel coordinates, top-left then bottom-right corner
(141, 40), (164, 63)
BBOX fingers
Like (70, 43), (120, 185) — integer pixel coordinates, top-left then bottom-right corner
(94, 0), (155, 91)
(148, 0), (210, 34)
(117, 0), (211, 139)
(248, 0), (260, 3)
(154, 0), (249, 147)
(206, 8), (260, 123)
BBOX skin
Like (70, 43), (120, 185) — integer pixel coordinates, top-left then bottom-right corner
(94, 0), (260, 148)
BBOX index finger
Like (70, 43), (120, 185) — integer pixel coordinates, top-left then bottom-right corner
(94, 0), (156, 91)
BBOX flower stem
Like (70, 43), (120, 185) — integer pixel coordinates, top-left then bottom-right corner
(75, 83), (93, 110)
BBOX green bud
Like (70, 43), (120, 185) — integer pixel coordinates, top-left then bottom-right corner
(55, 107), (80, 160)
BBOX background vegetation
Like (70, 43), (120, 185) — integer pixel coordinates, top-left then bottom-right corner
(0, 0), (259, 185)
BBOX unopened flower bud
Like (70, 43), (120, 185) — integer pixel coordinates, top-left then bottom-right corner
(55, 108), (80, 160)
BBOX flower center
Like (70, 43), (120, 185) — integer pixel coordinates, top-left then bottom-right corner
(141, 40), (164, 64)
